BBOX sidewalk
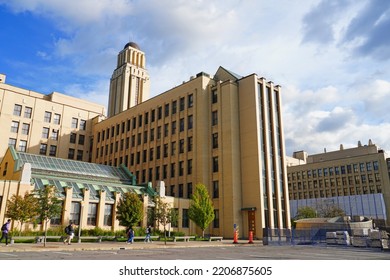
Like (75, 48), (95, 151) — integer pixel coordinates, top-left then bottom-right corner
(0, 239), (262, 253)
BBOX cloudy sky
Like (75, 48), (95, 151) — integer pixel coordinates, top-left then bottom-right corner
(1, 0), (390, 157)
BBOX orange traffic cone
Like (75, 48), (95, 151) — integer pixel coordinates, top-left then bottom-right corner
(248, 230), (254, 244)
(233, 230), (238, 244)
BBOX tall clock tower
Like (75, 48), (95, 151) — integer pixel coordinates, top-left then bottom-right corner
(107, 42), (150, 117)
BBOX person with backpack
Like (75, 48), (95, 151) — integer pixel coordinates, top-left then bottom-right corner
(63, 222), (74, 245)
(126, 227), (134, 244)
(0, 219), (11, 246)
(144, 225), (152, 243)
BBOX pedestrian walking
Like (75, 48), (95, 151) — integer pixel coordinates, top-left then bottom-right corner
(144, 225), (152, 243)
(0, 219), (11, 246)
(126, 227), (134, 244)
(63, 222), (75, 245)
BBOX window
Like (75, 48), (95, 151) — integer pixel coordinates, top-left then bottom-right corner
(104, 204), (113, 226)
(171, 163), (175, 178)
(70, 202), (81, 225)
(212, 89), (218, 103)
(188, 94), (193, 108)
(179, 184), (184, 197)
(187, 136), (193, 152)
(212, 133), (218, 149)
(24, 107), (32, 118)
(51, 129), (59, 140)
(87, 203), (98, 226)
(179, 161), (184, 176)
(18, 140), (27, 152)
(172, 100), (177, 114)
(212, 157), (219, 172)
(8, 138), (16, 148)
(70, 133), (76, 144)
(164, 103), (169, 117)
(13, 104), (22, 116)
(182, 209), (189, 228)
(40, 127), (48, 139)
(213, 181), (219, 198)
(40, 144), (47, 155)
(53, 113), (61, 125)
(179, 118), (184, 132)
(188, 115), (193, 129)
(49, 145), (57, 156)
(44, 111), (52, 123)
(76, 150), (83, 161)
(10, 121), (19, 133)
(21, 123), (30, 135)
(171, 142), (176, 156)
(179, 97), (185, 111)
(78, 134), (85, 145)
(373, 161), (379, 171)
(212, 111), (218, 126)
(50, 208), (63, 225)
(213, 210), (219, 228)
(187, 183), (193, 199)
(187, 159), (192, 175)
(68, 148), (75, 159)
(179, 139), (184, 153)
(71, 118), (78, 129)
(172, 121), (177, 135)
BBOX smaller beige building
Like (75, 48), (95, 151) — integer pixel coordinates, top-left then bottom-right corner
(287, 140), (390, 226)
(0, 74), (105, 162)
(0, 146), (195, 235)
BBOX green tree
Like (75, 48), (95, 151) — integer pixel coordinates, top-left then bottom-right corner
(116, 192), (144, 228)
(153, 196), (178, 245)
(34, 185), (63, 247)
(188, 183), (215, 238)
(6, 192), (39, 235)
(295, 206), (317, 220)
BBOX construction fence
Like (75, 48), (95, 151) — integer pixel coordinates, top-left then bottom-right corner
(262, 228), (390, 249)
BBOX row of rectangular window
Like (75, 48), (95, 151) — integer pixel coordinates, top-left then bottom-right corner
(101, 154), (218, 179)
(10, 121), (30, 135)
(289, 161), (380, 180)
(97, 115), (193, 143)
(8, 138), (27, 152)
(13, 104), (32, 118)
(290, 173), (382, 189)
(13, 104), (87, 129)
(97, 137), (193, 159)
(38, 143), (58, 156)
(290, 185), (382, 200)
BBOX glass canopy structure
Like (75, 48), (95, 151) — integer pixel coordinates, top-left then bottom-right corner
(14, 149), (155, 201)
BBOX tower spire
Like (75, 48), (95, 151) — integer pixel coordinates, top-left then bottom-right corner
(107, 42), (150, 117)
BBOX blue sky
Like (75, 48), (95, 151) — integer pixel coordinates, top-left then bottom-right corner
(1, 0), (390, 157)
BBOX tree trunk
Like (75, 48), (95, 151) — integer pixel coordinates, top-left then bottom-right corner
(43, 220), (48, 247)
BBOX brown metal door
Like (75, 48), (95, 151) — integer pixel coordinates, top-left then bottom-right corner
(248, 210), (256, 237)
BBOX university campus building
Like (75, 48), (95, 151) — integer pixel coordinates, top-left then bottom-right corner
(0, 73), (105, 162)
(0, 42), (291, 239)
(92, 43), (291, 238)
(287, 140), (390, 227)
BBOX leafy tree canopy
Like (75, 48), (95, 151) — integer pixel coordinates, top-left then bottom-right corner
(116, 192), (144, 228)
(188, 183), (214, 237)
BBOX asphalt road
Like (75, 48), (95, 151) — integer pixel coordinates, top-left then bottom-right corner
(0, 244), (389, 260)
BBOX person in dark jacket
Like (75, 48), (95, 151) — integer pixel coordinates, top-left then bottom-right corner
(0, 219), (11, 246)
(63, 222), (75, 245)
